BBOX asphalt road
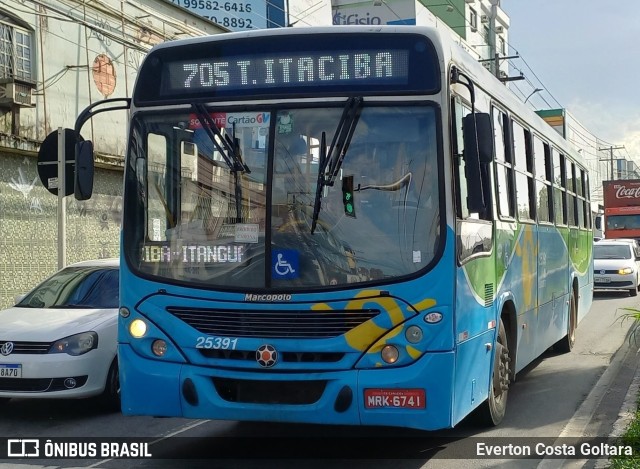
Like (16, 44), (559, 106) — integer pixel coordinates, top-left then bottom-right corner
(0, 289), (638, 469)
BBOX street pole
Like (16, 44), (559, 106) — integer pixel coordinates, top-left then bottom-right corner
(57, 127), (66, 270)
(598, 145), (625, 180)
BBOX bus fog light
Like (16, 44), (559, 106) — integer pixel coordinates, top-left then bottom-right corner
(405, 326), (423, 343)
(152, 340), (168, 357)
(129, 319), (147, 338)
(381, 345), (399, 364)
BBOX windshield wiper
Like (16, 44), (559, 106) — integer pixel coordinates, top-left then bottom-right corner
(191, 103), (250, 221)
(191, 103), (250, 173)
(311, 97), (363, 234)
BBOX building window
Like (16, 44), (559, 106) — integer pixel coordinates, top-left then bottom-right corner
(499, 36), (506, 55)
(0, 20), (33, 81)
(469, 8), (478, 30)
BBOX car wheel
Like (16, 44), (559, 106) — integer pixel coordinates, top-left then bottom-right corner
(99, 358), (120, 411)
(630, 288), (638, 297)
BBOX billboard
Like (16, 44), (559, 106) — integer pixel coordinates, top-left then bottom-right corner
(166, 0), (285, 31)
(332, 0), (416, 26)
(603, 179), (640, 209)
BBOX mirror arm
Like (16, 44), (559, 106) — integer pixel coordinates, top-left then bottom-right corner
(74, 98), (131, 134)
(450, 66), (476, 113)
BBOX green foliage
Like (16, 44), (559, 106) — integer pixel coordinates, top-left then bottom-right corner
(608, 406), (640, 467)
(617, 308), (640, 348)
(608, 309), (640, 468)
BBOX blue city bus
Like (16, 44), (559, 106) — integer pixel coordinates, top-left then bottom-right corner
(69, 25), (593, 430)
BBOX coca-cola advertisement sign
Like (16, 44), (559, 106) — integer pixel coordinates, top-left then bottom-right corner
(603, 179), (640, 208)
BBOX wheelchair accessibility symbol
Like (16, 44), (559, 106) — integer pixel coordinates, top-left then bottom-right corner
(272, 250), (299, 279)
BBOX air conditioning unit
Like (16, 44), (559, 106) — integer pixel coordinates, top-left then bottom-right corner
(0, 80), (35, 107)
(481, 15), (489, 23)
(495, 25), (504, 34)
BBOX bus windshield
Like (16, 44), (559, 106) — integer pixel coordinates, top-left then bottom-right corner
(126, 104), (441, 290)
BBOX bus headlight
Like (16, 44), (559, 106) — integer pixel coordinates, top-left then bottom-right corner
(381, 345), (399, 364)
(129, 319), (147, 338)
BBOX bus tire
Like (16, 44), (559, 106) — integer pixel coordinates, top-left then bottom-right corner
(476, 318), (510, 426)
(99, 358), (120, 411)
(554, 292), (577, 353)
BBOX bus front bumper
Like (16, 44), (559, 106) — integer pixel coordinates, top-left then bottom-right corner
(119, 344), (455, 431)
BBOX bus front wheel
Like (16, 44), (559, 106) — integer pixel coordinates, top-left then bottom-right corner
(476, 318), (510, 426)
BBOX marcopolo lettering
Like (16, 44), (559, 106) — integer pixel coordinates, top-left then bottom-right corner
(244, 293), (292, 302)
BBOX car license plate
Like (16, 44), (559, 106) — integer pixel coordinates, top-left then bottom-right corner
(0, 364), (21, 378)
(596, 277), (611, 283)
(364, 389), (425, 409)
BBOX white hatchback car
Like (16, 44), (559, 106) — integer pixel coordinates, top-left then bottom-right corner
(0, 258), (119, 408)
(593, 240), (640, 296)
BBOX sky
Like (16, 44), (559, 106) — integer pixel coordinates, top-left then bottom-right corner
(500, 0), (640, 163)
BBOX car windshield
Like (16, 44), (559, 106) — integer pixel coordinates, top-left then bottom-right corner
(594, 245), (632, 260)
(17, 266), (119, 309)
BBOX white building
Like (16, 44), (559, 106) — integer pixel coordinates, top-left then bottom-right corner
(0, 0), (225, 307)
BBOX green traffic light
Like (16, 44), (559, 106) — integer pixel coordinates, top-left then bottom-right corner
(342, 175), (356, 218)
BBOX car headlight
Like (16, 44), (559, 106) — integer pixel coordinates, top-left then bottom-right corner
(49, 332), (98, 356)
(619, 267), (634, 275)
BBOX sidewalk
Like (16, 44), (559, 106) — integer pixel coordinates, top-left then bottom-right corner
(537, 323), (640, 469)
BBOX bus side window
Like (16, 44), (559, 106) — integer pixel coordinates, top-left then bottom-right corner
(453, 97), (487, 220)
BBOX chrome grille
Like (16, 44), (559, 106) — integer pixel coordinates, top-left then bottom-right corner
(0, 341), (51, 354)
(167, 307), (380, 338)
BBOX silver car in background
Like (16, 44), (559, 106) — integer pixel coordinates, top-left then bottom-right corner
(593, 240), (640, 296)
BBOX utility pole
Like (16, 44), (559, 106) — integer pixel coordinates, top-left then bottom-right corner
(598, 145), (625, 180)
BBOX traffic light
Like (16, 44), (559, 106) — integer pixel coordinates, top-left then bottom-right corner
(342, 175), (356, 217)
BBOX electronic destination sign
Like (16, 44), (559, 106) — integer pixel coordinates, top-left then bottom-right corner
(134, 33), (440, 104)
(172, 49), (409, 90)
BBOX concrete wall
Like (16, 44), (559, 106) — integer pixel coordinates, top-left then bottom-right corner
(0, 0), (226, 308)
(0, 146), (123, 309)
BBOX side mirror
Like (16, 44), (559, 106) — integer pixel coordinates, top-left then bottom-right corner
(474, 113), (494, 163)
(75, 140), (95, 200)
(37, 129), (82, 196)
